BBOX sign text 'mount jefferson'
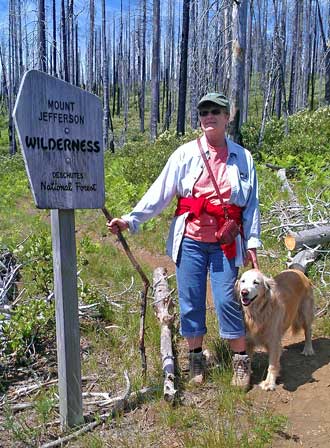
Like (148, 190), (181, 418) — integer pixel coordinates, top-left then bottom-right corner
(38, 99), (84, 124)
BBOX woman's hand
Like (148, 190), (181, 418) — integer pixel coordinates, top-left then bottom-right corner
(244, 248), (259, 269)
(106, 218), (129, 235)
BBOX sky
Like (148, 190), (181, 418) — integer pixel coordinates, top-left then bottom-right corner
(0, 0), (140, 32)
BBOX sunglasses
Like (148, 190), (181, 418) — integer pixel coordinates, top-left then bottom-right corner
(199, 108), (222, 117)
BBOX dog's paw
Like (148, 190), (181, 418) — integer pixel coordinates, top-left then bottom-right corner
(259, 380), (276, 391)
(302, 345), (315, 356)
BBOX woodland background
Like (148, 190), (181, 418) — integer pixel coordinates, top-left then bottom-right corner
(1, 0), (330, 150)
(0, 0), (330, 447)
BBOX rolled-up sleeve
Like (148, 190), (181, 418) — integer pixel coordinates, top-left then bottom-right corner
(242, 161), (261, 249)
(122, 152), (180, 233)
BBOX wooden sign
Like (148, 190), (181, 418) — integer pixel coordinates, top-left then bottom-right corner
(13, 70), (104, 209)
(12, 70), (107, 428)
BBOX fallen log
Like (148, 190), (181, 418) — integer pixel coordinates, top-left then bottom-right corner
(287, 248), (319, 273)
(152, 267), (177, 402)
(284, 225), (330, 251)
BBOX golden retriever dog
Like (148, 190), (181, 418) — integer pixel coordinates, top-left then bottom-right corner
(236, 268), (314, 391)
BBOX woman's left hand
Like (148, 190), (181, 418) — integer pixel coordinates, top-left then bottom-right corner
(244, 248), (259, 269)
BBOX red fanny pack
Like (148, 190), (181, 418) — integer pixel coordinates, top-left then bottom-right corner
(216, 213), (240, 245)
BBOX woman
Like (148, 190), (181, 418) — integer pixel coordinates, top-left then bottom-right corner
(107, 92), (261, 388)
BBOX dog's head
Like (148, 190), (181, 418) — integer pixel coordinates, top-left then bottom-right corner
(236, 269), (273, 307)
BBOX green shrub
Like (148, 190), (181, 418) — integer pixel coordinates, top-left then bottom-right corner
(2, 298), (55, 360)
(15, 233), (53, 296)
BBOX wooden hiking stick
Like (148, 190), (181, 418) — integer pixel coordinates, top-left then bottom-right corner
(102, 207), (150, 377)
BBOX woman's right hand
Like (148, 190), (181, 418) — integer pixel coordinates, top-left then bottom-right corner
(106, 218), (129, 235)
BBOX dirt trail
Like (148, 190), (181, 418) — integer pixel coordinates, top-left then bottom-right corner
(135, 247), (330, 448)
(250, 333), (330, 448)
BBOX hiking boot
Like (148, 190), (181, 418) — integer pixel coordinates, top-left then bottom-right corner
(188, 351), (205, 384)
(231, 354), (251, 389)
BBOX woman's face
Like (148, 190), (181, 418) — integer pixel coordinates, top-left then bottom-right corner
(199, 105), (229, 135)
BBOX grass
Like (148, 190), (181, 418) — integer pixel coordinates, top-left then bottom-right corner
(1, 105), (330, 446)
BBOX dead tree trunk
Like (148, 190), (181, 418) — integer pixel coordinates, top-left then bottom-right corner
(88, 0), (95, 92)
(163, 0), (174, 131)
(52, 0), (58, 76)
(243, 0), (253, 124)
(326, 0), (330, 104)
(102, 0), (114, 152)
(61, 0), (69, 82)
(38, 0), (47, 72)
(189, 0), (199, 129)
(8, 0), (17, 155)
(288, 0), (303, 114)
(310, 1), (318, 110)
(176, 0), (190, 136)
(153, 267), (176, 402)
(17, 0), (24, 79)
(150, 0), (160, 140)
(138, 0), (147, 133)
(228, 0), (248, 144)
(301, 0), (312, 108)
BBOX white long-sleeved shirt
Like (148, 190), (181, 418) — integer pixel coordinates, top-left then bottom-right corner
(122, 134), (262, 266)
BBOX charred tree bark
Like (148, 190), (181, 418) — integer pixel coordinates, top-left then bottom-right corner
(176, 0), (190, 136)
(138, 0), (147, 133)
(310, 1), (318, 110)
(326, 0), (330, 104)
(52, 0), (58, 77)
(102, 0), (113, 152)
(163, 0), (174, 131)
(8, 0), (17, 155)
(189, 0), (199, 129)
(17, 0), (23, 79)
(301, 0), (312, 108)
(38, 0), (47, 72)
(61, 0), (69, 82)
(88, 0), (95, 92)
(150, 0), (160, 140)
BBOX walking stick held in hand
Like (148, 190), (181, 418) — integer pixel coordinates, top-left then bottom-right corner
(102, 207), (150, 378)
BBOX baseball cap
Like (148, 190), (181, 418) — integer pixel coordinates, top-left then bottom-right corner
(197, 92), (230, 113)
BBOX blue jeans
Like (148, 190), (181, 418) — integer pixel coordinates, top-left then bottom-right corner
(176, 237), (245, 340)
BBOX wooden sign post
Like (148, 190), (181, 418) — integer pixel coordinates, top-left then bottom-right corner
(13, 70), (104, 428)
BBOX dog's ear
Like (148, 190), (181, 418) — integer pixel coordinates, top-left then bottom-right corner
(234, 278), (240, 302)
(264, 276), (276, 298)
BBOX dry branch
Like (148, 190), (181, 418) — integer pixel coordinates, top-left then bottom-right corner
(276, 168), (300, 208)
(152, 267), (177, 402)
(0, 376), (98, 410)
(265, 165), (330, 277)
(287, 248), (319, 272)
(102, 207), (150, 377)
(40, 385), (155, 448)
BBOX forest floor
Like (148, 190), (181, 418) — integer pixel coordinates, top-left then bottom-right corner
(131, 248), (330, 448)
(1, 242), (330, 447)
